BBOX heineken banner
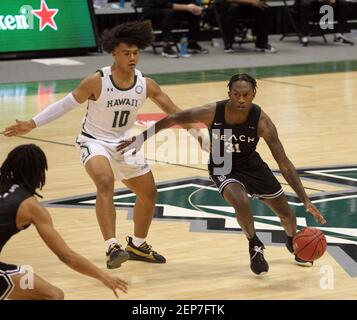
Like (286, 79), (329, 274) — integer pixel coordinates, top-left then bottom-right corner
(0, 0), (99, 58)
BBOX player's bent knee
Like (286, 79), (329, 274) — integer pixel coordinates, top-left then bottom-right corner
(147, 187), (157, 200)
(96, 175), (114, 192)
(231, 197), (250, 213)
(138, 187), (157, 203)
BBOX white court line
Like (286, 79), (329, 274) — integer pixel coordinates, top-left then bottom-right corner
(311, 194), (357, 204)
(306, 169), (357, 182)
(308, 168), (357, 173)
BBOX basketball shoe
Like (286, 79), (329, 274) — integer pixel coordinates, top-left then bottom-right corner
(249, 235), (269, 275)
(334, 34), (354, 45)
(106, 243), (129, 269)
(294, 256), (313, 267)
(125, 236), (166, 263)
(286, 236), (313, 267)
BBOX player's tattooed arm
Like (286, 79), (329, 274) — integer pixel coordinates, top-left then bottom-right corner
(117, 104), (215, 154)
(258, 111), (326, 224)
(161, 103), (216, 128)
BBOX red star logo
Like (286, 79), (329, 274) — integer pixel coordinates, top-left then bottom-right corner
(32, 0), (59, 31)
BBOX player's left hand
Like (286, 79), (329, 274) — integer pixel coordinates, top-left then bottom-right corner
(197, 135), (210, 153)
(189, 128), (210, 153)
(101, 274), (128, 298)
(305, 202), (327, 224)
(117, 135), (143, 155)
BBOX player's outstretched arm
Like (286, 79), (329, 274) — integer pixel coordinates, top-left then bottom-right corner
(3, 73), (101, 137)
(258, 111), (326, 224)
(20, 197), (128, 298)
(117, 104), (215, 154)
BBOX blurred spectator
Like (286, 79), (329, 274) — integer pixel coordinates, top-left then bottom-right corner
(220, 0), (276, 53)
(294, 0), (354, 46)
(143, 0), (209, 58)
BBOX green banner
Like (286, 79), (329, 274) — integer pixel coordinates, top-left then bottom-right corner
(0, 0), (97, 53)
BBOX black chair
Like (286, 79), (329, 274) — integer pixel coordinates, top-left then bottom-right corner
(131, 0), (189, 54)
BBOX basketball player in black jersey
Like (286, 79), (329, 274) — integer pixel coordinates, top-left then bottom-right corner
(117, 73), (326, 275)
(0, 144), (127, 299)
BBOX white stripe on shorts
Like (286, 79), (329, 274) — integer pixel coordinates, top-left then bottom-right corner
(218, 178), (246, 194)
(254, 187), (284, 199)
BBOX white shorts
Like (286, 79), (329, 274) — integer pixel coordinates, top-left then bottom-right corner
(75, 133), (150, 181)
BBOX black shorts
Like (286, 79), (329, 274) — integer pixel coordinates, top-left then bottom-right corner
(210, 161), (284, 199)
(0, 262), (22, 300)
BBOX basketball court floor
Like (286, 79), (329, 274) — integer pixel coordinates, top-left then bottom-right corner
(0, 60), (357, 300)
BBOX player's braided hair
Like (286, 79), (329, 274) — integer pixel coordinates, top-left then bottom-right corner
(101, 20), (155, 53)
(228, 73), (257, 92)
(0, 144), (48, 198)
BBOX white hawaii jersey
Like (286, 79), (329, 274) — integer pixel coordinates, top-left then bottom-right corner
(81, 66), (147, 142)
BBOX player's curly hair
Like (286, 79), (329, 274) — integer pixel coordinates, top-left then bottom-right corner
(0, 144), (47, 198)
(228, 73), (257, 92)
(101, 20), (155, 53)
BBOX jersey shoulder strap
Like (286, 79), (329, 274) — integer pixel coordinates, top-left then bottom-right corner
(214, 100), (228, 123)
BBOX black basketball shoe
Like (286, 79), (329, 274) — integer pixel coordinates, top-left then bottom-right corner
(249, 236), (269, 275)
(286, 236), (313, 267)
(294, 256), (313, 267)
(126, 236), (166, 263)
(106, 243), (129, 269)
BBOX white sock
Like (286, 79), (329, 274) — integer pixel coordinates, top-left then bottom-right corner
(105, 238), (118, 253)
(132, 236), (146, 247)
(336, 33), (342, 38)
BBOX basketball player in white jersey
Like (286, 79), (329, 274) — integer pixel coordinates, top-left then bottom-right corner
(4, 21), (206, 269)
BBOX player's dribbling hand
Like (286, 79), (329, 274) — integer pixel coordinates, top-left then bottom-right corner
(101, 274), (128, 298)
(3, 119), (36, 137)
(305, 202), (327, 224)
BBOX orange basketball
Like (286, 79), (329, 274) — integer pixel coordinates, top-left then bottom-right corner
(293, 227), (327, 261)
